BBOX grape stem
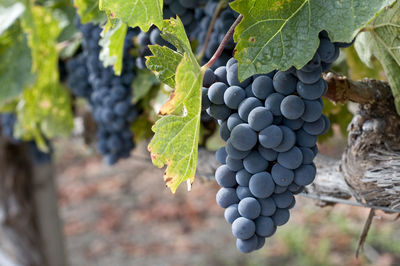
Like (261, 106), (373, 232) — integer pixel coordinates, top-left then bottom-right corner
(202, 14), (243, 70)
(196, 0), (228, 62)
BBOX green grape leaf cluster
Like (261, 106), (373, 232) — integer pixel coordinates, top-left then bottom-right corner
(231, 0), (396, 81)
(17, 5), (73, 148)
(355, 1), (400, 114)
(147, 18), (203, 193)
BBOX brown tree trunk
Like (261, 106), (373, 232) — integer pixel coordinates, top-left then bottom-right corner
(0, 136), (67, 266)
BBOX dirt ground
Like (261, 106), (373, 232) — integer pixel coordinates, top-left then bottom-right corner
(55, 140), (400, 266)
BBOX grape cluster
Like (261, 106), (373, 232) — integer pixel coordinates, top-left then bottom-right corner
(193, 0), (238, 68)
(1, 113), (51, 164)
(203, 34), (342, 253)
(66, 53), (93, 99)
(135, 0), (208, 69)
(77, 22), (140, 165)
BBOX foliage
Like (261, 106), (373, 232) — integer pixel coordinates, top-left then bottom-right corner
(230, 0), (395, 81)
(355, 1), (400, 113)
(147, 18), (203, 193)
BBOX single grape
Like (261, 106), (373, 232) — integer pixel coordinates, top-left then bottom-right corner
(219, 121), (230, 141)
(225, 140), (251, 160)
(227, 113), (244, 131)
(273, 190), (295, 208)
(236, 169), (252, 186)
(301, 99), (323, 122)
(273, 71), (297, 95)
(207, 104), (231, 120)
(230, 124), (258, 151)
(216, 187), (239, 208)
(280, 95), (305, 120)
(272, 208), (290, 226)
(296, 129), (317, 148)
(252, 76), (274, 100)
(255, 216), (276, 237)
(258, 197), (276, 216)
(277, 146), (303, 169)
(271, 163), (294, 186)
(297, 79), (327, 100)
(226, 156), (244, 171)
(303, 116), (326, 135)
(265, 93), (285, 116)
(299, 147), (315, 164)
(294, 164), (316, 186)
(224, 86), (246, 109)
(238, 197), (261, 219)
(236, 186), (253, 200)
(249, 172), (275, 198)
(243, 150), (269, 174)
(296, 67), (322, 84)
(215, 165), (237, 188)
(224, 204), (240, 224)
(216, 147), (227, 164)
(248, 107), (273, 131)
(236, 235), (258, 253)
(208, 82), (228, 104)
(232, 217), (256, 240)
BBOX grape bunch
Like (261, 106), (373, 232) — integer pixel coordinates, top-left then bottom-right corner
(135, 0), (208, 69)
(203, 33), (343, 253)
(77, 22), (140, 165)
(66, 53), (93, 99)
(193, 0), (238, 68)
(1, 113), (51, 164)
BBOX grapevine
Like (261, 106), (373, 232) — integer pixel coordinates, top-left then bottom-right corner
(0, 0), (399, 260)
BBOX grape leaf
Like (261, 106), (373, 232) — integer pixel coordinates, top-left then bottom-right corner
(74, 0), (105, 24)
(146, 45), (183, 88)
(0, 2), (25, 36)
(132, 69), (159, 103)
(355, 2), (400, 114)
(99, 0), (163, 32)
(231, 0), (396, 81)
(147, 17), (203, 193)
(99, 19), (127, 75)
(19, 5), (73, 143)
(0, 25), (35, 106)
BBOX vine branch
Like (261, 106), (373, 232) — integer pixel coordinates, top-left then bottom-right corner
(197, 0), (228, 62)
(323, 72), (392, 104)
(202, 15), (243, 70)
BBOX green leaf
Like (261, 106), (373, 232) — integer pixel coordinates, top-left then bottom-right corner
(19, 5), (73, 141)
(147, 18), (202, 193)
(74, 0), (105, 24)
(355, 2), (400, 114)
(231, 0), (395, 81)
(0, 2), (25, 36)
(132, 69), (159, 103)
(99, 19), (127, 75)
(0, 25), (35, 106)
(148, 53), (202, 193)
(146, 45), (183, 88)
(99, 0), (163, 32)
